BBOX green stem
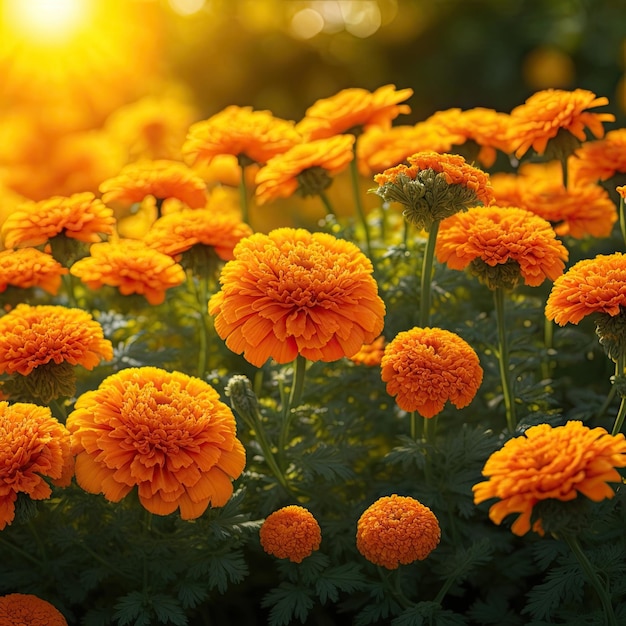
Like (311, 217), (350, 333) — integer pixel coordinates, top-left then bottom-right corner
(612, 354), (626, 435)
(560, 156), (569, 190)
(419, 221), (440, 328)
(319, 190), (337, 218)
(425, 415), (437, 445)
(278, 355), (307, 469)
(349, 154), (374, 265)
(563, 534), (617, 626)
(541, 316), (554, 380)
(196, 273), (210, 378)
(409, 411), (422, 440)
(619, 195), (626, 250)
(494, 286), (516, 431)
(238, 164), (250, 225)
(0, 536), (40, 566)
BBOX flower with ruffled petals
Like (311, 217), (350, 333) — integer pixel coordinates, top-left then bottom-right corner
(259, 505), (321, 563)
(70, 239), (185, 305)
(381, 327), (483, 417)
(569, 128), (626, 185)
(0, 402), (74, 530)
(349, 335), (386, 367)
(1, 192), (115, 249)
(473, 421), (626, 536)
(356, 494), (440, 569)
(296, 84), (413, 140)
(436, 205), (569, 289)
(209, 228), (385, 367)
(0, 248), (68, 295)
(508, 88), (615, 160)
(0, 593), (68, 625)
(255, 135), (355, 205)
(67, 366), (246, 519)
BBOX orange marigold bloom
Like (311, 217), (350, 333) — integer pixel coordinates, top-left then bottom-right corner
(296, 84), (413, 140)
(144, 209), (253, 260)
(349, 335), (386, 367)
(255, 135), (355, 205)
(508, 88), (615, 159)
(182, 105), (302, 168)
(99, 159), (209, 210)
(473, 421), (626, 536)
(436, 205), (569, 289)
(0, 192), (115, 249)
(618, 185), (626, 200)
(0, 593), (68, 625)
(0, 402), (74, 530)
(0, 304), (113, 376)
(569, 128), (626, 185)
(70, 239), (186, 305)
(0, 248), (68, 295)
(356, 494), (441, 569)
(259, 505), (322, 563)
(209, 228), (385, 367)
(67, 366), (246, 519)
(380, 327), (483, 418)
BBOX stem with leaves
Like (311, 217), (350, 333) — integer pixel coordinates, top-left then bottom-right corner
(493, 286), (516, 431)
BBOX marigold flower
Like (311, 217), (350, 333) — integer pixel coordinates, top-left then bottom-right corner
(182, 105), (302, 168)
(569, 128), (626, 185)
(473, 421), (626, 535)
(618, 186), (626, 200)
(70, 239), (186, 305)
(255, 135), (355, 205)
(209, 228), (385, 367)
(356, 494), (441, 569)
(508, 88), (615, 159)
(67, 366), (246, 519)
(0, 192), (115, 249)
(0, 248), (68, 295)
(350, 335), (386, 367)
(0, 402), (74, 530)
(0, 593), (68, 625)
(296, 84), (413, 140)
(99, 159), (209, 210)
(436, 205), (569, 289)
(381, 327), (483, 417)
(373, 151), (494, 231)
(259, 505), (322, 563)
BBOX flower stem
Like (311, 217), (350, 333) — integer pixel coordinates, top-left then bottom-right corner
(541, 315), (554, 380)
(563, 534), (617, 626)
(409, 411), (422, 440)
(319, 190), (337, 218)
(349, 154), (374, 266)
(494, 286), (516, 431)
(279, 355), (307, 470)
(419, 221), (440, 328)
(611, 355), (626, 435)
(619, 194), (626, 250)
(238, 164), (250, 225)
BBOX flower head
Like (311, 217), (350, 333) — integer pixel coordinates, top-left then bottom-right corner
(0, 593), (68, 625)
(349, 335), (386, 367)
(569, 128), (626, 185)
(0, 192), (115, 249)
(209, 228), (385, 367)
(436, 205), (569, 289)
(70, 239), (186, 305)
(381, 327), (483, 418)
(67, 366), (246, 519)
(0, 402), (73, 530)
(259, 505), (322, 563)
(356, 494), (440, 569)
(296, 84), (413, 140)
(473, 421), (626, 535)
(255, 135), (355, 205)
(0, 248), (68, 295)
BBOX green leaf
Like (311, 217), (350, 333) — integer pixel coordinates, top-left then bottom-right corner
(261, 583), (315, 626)
(151, 594), (188, 625)
(391, 602), (467, 625)
(314, 562), (366, 604)
(176, 581), (209, 610)
(298, 444), (356, 481)
(523, 563), (584, 621)
(112, 592), (147, 626)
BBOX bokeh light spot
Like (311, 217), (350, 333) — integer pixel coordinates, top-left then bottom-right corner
(168, 0), (206, 17)
(290, 8), (325, 40)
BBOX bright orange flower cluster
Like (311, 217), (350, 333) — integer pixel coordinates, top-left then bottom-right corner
(0, 402), (74, 530)
(380, 327), (483, 418)
(436, 205), (569, 288)
(473, 421), (626, 535)
(356, 494), (440, 569)
(70, 239), (186, 305)
(0, 248), (68, 295)
(0, 593), (68, 625)
(349, 336), (386, 367)
(209, 228), (385, 367)
(569, 128), (626, 184)
(259, 505), (322, 563)
(0, 192), (115, 249)
(67, 366), (246, 519)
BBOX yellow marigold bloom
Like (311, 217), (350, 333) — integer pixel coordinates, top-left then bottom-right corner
(356, 495), (441, 569)
(0, 248), (68, 295)
(350, 335), (386, 367)
(508, 88), (615, 159)
(1, 192), (115, 249)
(67, 367), (246, 519)
(0, 402), (74, 531)
(0, 593), (68, 625)
(99, 160), (209, 210)
(259, 505), (322, 563)
(473, 421), (626, 536)
(569, 128), (626, 185)
(436, 205), (569, 289)
(183, 105), (302, 168)
(144, 209), (253, 261)
(209, 228), (385, 367)
(70, 239), (186, 305)
(381, 327), (483, 418)
(255, 135), (355, 205)
(0, 304), (113, 376)
(296, 84), (413, 140)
